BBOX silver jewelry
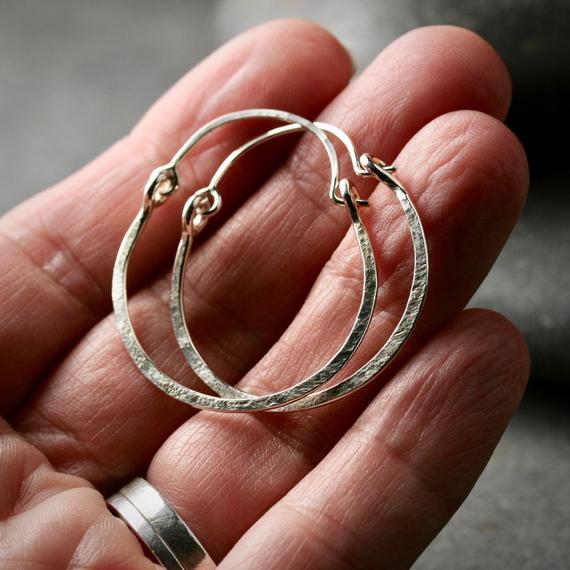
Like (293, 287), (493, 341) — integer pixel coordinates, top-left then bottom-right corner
(169, 121), (377, 409)
(112, 109), (429, 413)
(107, 478), (215, 569)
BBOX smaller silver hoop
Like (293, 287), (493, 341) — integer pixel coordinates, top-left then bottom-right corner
(169, 123), (429, 412)
(171, 129), (377, 402)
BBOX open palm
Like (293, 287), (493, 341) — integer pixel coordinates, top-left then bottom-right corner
(0, 20), (529, 569)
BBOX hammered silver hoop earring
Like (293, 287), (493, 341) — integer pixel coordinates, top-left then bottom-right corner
(113, 109), (379, 413)
(170, 121), (378, 405)
(112, 109), (429, 413)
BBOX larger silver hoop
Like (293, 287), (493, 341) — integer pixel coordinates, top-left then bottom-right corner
(113, 110), (378, 412)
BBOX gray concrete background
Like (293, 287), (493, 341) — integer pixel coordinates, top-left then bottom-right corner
(1, 1), (568, 568)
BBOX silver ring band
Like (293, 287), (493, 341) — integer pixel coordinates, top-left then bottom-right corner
(107, 477), (215, 569)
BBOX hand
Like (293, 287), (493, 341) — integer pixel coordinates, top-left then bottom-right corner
(0, 20), (529, 569)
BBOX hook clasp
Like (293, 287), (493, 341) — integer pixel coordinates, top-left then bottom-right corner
(143, 164), (180, 210)
(359, 153), (397, 182)
(181, 186), (222, 236)
(339, 178), (368, 207)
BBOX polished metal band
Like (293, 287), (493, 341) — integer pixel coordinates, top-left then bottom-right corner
(107, 478), (215, 569)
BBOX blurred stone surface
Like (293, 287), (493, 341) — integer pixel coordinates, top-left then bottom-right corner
(0, 0), (215, 211)
(416, 384), (570, 569)
(215, 0), (570, 87)
(471, 181), (570, 385)
(0, 1), (568, 568)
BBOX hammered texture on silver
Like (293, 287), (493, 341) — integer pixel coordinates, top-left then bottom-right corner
(112, 109), (429, 413)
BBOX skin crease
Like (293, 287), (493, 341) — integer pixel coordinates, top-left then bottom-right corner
(0, 18), (529, 570)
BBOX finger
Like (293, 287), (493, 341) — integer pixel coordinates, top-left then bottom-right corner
(13, 26), (513, 490)
(0, 417), (156, 569)
(0, 18), (353, 413)
(145, 110), (528, 561)
(220, 310), (529, 569)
